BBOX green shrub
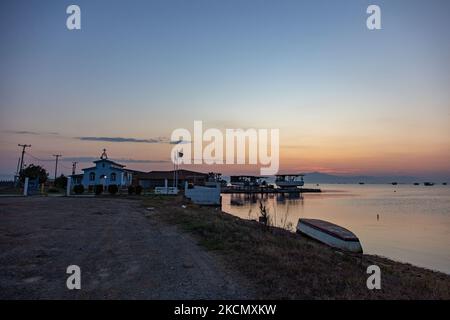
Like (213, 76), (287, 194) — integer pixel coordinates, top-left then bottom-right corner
(54, 175), (68, 189)
(108, 184), (118, 195)
(128, 185), (135, 195)
(47, 187), (59, 193)
(135, 185), (143, 195)
(73, 184), (84, 194)
(94, 184), (103, 195)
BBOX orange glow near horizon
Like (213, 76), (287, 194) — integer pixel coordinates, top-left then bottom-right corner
(1, 124), (448, 178)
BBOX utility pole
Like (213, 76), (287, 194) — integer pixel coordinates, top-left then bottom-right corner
(14, 157), (20, 185)
(72, 162), (78, 176)
(18, 144), (31, 175)
(15, 157), (20, 175)
(52, 154), (62, 182)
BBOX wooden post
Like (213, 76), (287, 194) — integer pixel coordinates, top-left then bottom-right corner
(66, 177), (71, 196)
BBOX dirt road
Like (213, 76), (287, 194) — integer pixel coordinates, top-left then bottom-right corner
(0, 197), (254, 299)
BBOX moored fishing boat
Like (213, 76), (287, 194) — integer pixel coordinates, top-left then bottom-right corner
(275, 174), (304, 188)
(296, 219), (363, 253)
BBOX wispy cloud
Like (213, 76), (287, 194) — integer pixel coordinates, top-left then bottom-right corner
(281, 144), (315, 149)
(76, 136), (191, 145)
(3, 130), (59, 135)
(77, 136), (170, 143)
(62, 156), (170, 164)
(170, 139), (192, 145)
(115, 158), (170, 164)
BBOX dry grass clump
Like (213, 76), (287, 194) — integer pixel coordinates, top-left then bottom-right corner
(143, 196), (450, 299)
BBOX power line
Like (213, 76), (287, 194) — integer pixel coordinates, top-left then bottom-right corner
(25, 152), (50, 162)
(25, 152), (74, 175)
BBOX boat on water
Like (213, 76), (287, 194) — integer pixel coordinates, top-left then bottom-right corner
(205, 172), (227, 188)
(230, 175), (263, 188)
(230, 198), (244, 206)
(275, 174), (304, 188)
(414, 182), (420, 186)
(424, 182), (434, 186)
(391, 182), (398, 185)
(443, 182), (448, 186)
(359, 182), (365, 185)
(296, 219), (363, 253)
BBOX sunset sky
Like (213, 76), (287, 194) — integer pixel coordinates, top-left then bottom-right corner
(1, 0), (449, 179)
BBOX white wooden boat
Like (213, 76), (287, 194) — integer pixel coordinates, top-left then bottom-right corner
(275, 174), (304, 188)
(297, 219), (363, 253)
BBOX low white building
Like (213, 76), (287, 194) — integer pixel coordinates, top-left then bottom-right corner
(184, 182), (221, 206)
(80, 149), (134, 190)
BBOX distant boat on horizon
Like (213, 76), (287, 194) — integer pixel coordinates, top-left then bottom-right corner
(443, 182), (447, 185)
(424, 182), (434, 186)
(359, 182), (365, 185)
(391, 182), (398, 185)
(414, 182), (420, 186)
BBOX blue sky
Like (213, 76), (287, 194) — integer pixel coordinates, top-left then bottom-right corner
(0, 0), (449, 178)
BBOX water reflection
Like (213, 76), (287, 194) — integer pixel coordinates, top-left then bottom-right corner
(222, 184), (450, 274)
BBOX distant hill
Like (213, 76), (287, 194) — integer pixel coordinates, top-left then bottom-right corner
(303, 172), (420, 184)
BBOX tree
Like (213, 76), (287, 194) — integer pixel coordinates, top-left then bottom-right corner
(54, 174), (68, 189)
(20, 164), (48, 184)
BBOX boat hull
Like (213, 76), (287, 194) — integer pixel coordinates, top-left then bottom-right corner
(297, 219), (363, 253)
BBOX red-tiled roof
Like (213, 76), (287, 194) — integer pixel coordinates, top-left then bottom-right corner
(124, 169), (146, 174)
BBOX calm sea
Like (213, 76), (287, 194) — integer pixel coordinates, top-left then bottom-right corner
(222, 184), (450, 274)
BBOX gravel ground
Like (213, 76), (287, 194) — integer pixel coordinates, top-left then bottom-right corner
(0, 197), (255, 299)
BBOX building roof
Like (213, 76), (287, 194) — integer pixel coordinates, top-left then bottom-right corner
(81, 158), (127, 171)
(137, 169), (209, 180)
(81, 166), (96, 171)
(93, 158), (125, 167)
(124, 169), (146, 174)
